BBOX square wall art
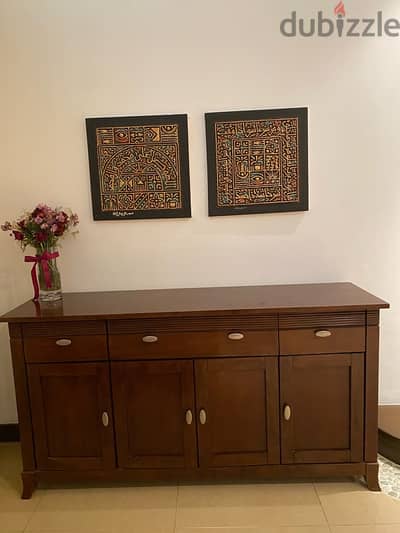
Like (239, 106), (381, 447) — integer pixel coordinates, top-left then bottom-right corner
(86, 114), (191, 220)
(205, 107), (309, 216)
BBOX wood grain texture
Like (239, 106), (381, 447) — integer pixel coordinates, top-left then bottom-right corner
(111, 360), (197, 469)
(365, 462), (381, 491)
(365, 325), (380, 462)
(109, 315), (278, 333)
(22, 321), (106, 337)
(279, 312), (365, 329)
(367, 311), (380, 326)
(27, 362), (115, 471)
(8, 324), (36, 471)
(34, 462), (367, 484)
(0, 283), (389, 323)
(0, 283), (388, 498)
(280, 354), (364, 465)
(24, 335), (108, 363)
(280, 326), (365, 355)
(109, 330), (278, 360)
(195, 357), (280, 468)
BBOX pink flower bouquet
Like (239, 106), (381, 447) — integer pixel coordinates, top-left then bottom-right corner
(2, 204), (79, 301)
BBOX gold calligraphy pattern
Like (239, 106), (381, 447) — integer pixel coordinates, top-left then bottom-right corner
(214, 118), (300, 207)
(96, 124), (182, 212)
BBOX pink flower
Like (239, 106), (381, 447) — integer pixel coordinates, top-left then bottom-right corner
(13, 231), (24, 241)
(51, 224), (58, 233)
(34, 216), (43, 224)
(40, 223), (49, 230)
(54, 223), (65, 236)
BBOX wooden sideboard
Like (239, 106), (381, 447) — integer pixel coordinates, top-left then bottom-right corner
(0, 283), (389, 499)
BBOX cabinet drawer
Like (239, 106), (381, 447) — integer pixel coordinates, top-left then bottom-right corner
(24, 335), (108, 363)
(110, 330), (278, 360)
(279, 326), (365, 355)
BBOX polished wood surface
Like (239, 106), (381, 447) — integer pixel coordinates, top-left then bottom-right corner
(280, 354), (364, 464)
(37, 461), (367, 484)
(0, 282), (389, 322)
(365, 324), (380, 462)
(28, 363), (115, 471)
(195, 357), (280, 467)
(8, 324), (35, 473)
(111, 360), (196, 469)
(24, 335), (108, 363)
(109, 330), (278, 360)
(1, 282), (388, 498)
(280, 326), (365, 355)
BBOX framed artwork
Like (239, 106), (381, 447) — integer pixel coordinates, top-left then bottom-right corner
(86, 114), (191, 220)
(205, 107), (309, 216)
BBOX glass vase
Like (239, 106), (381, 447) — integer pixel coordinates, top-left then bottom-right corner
(37, 248), (62, 302)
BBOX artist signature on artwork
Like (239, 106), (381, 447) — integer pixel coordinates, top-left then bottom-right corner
(112, 211), (135, 217)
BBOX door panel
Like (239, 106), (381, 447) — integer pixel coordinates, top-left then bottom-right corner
(112, 360), (197, 469)
(195, 357), (280, 467)
(28, 362), (115, 470)
(280, 353), (364, 464)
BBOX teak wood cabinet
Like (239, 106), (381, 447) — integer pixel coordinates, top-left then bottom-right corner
(0, 283), (389, 498)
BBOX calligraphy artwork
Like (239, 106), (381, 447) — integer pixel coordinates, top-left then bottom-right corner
(205, 108), (308, 216)
(86, 114), (191, 220)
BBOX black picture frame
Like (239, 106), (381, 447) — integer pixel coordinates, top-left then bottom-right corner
(86, 114), (191, 220)
(205, 107), (309, 216)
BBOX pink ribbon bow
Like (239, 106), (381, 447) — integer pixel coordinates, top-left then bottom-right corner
(25, 251), (59, 301)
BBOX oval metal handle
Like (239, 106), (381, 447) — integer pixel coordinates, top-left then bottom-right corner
(142, 335), (159, 343)
(283, 405), (292, 421)
(55, 339), (72, 347)
(102, 412), (109, 427)
(185, 409), (193, 425)
(199, 409), (207, 425)
(228, 332), (245, 341)
(315, 330), (332, 338)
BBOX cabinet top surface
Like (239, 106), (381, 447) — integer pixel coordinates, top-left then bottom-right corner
(0, 283), (389, 323)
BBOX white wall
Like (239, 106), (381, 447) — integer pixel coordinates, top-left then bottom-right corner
(1, 0), (399, 423)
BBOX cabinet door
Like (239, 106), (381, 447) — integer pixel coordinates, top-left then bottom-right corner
(195, 357), (280, 467)
(28, 363), (115, 470)
(280, 354), (364, 464)
(112, 360), (197, 469)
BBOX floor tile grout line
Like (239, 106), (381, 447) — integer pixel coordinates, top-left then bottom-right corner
(21, 488), (43, 533)
(312, 482), (333, 533)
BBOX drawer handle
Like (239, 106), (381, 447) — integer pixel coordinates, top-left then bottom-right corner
(283, 405), (292, 421)
(185, 409), (193, 425)
(142, 335), (159, 343)
(55, 339), (72, 347)
(199, 409), (207, 425)
(102, 412), (109, 427)
(228, 332), (245, 341)
(315, 330), (332, 338)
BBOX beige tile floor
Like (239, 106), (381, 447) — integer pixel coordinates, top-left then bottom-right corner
(2, 444), (400, 533)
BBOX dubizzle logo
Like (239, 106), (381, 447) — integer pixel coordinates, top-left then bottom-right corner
(334, 1), (346, 17)
(280, 2), (400, 37)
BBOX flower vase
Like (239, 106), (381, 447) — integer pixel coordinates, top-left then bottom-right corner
(37, 248), (62, 302)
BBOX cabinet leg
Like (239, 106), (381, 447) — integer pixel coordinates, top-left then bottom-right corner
(365, 463), (381, 492)
(21, 472), (37, 499)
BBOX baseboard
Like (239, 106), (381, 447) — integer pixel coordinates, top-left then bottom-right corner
(379, 429), (400, 465)
(0, 424), (20, 442)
